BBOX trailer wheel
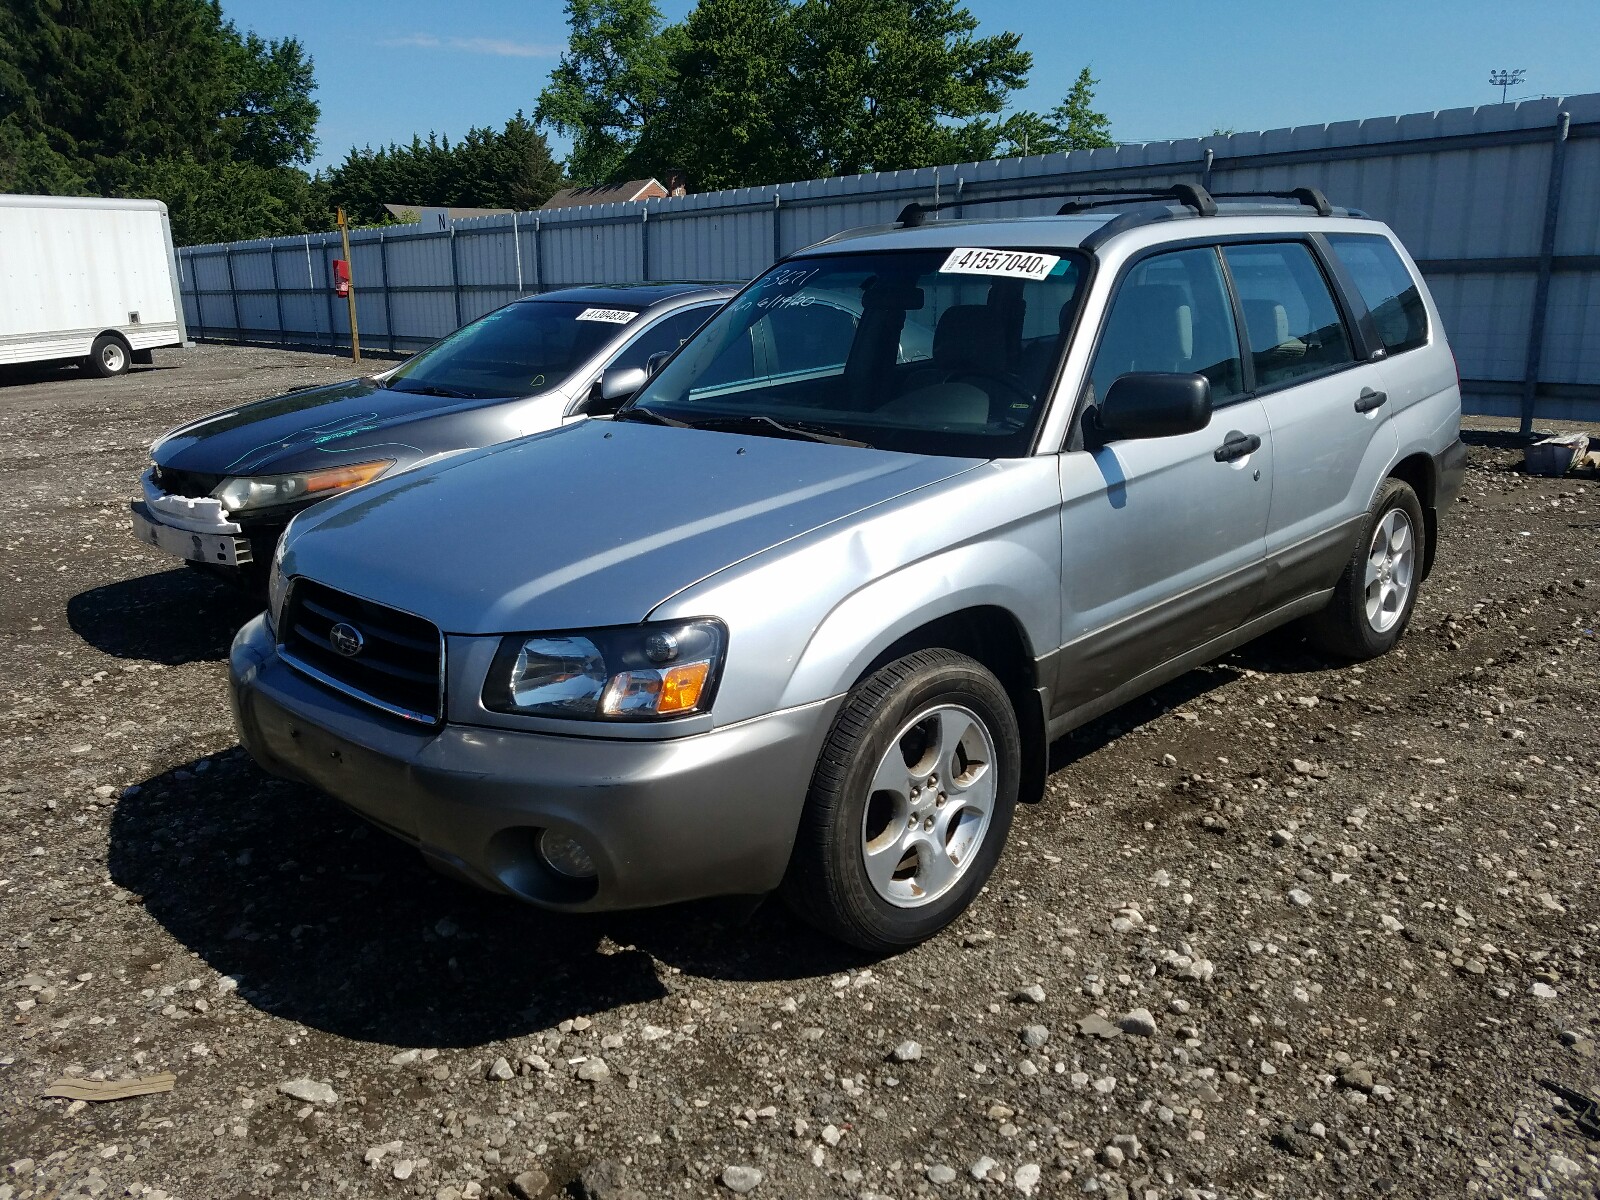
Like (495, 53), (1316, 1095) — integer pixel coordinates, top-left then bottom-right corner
(86, 334), (130, 377)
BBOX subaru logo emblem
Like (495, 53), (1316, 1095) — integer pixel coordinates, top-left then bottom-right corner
(328, 622), (365, 657)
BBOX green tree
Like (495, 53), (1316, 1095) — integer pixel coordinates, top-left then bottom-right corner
(534, 0), (680, 186)
(539, 0), (1039, 190)
(325, 114), (564, 224)
(0, 0), (324, 242)
(1044, 66), (1113, 151)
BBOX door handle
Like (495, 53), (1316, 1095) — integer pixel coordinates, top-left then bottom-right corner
(1213, 432), (1261, 462)
(1354, 387), (1388, 413)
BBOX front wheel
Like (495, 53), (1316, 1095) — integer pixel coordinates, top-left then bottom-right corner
(1304, 477), (1426, 660)
(780, 649), (1020, 951)
(86, 334), (130, 377)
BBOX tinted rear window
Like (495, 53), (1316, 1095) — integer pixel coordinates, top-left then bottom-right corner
(1327, 234), (1429, 357)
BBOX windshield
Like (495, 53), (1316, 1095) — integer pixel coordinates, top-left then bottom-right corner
(385, 301), (641, 399)
(627, 248), (1085, 456)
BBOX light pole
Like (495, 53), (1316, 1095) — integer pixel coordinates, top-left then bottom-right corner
(1490, 69), (1526, 105)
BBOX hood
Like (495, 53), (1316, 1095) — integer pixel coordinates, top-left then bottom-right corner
(283, 419), (983, 633)
(152, 377), (529, 476)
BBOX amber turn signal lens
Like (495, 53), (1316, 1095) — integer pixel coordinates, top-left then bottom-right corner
(655, 660), (711, 714)
(302, 460), (394, 495)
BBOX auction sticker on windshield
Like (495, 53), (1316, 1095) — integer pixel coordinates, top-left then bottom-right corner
(576, 308), (637, 324)
(939, 248), (1060, 281)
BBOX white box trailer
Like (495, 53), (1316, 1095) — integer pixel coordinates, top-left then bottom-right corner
(0, 193), (189, 377)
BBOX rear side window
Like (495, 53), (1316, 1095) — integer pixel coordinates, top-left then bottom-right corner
(1222, 242), (1354, 390)
(1326, 233), (1429, 357)
(1088, 246), (1245, 406)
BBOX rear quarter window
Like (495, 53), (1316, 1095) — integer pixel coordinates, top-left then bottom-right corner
(1327, 234), (1429, 357)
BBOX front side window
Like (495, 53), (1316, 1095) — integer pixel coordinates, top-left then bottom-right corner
(607, 306), (714, 373)
(386, 301), (641, 399)
(1088, 247), (1244, 407)
(1326, 234), (1429, 357)
(1222, 242), (1354, 389)
(627, 249), (1087, 457)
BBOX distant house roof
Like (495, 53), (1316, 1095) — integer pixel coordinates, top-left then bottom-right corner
(382, 204), (513, 223)
(540, 179), (668, 210)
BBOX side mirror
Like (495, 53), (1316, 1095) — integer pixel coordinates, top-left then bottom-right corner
(644, 350), (671, 377)
(592, 365), (648, 414)
(1095, 372), (1211, 442)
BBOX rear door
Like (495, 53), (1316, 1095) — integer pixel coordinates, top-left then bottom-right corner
(1220, 240), (1398, 612)
(1054, 245), (1273, 716)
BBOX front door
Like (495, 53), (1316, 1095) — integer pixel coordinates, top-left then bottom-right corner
(1052, 245), (1273, 718)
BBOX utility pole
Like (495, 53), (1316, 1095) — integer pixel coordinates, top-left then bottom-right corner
(336, 206), (361, 363)
(1490, 69), (1526, 105)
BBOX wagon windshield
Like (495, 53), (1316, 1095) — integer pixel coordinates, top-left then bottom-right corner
(384, 301), (640, 400)
(624, 247), (1086, 457)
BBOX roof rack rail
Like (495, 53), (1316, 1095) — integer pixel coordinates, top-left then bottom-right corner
(894, 182), (1341, 229)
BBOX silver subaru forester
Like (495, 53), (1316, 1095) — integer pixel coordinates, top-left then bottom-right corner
(229, 185), (1466, 950)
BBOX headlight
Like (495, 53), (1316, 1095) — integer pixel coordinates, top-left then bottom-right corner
(211, 459), (395, 513)
(483, 620), (726, 721)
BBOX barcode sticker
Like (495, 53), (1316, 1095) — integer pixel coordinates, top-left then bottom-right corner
(576, 307), (638, 324)
(938, 248), (1061, 281)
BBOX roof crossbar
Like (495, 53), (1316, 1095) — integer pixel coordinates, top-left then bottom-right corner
(895, 184), (1217, 228)
(1208, 186), (1334, 217)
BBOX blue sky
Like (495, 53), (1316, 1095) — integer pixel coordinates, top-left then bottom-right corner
(223, 0), (1600, 175)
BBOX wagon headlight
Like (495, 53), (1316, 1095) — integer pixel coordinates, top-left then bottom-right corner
(483, 620), (726, 721)
(211, 459), (395, 513)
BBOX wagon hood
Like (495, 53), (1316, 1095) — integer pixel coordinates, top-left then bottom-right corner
(282, 419), (984, 633)
(152, 376), (526, 476)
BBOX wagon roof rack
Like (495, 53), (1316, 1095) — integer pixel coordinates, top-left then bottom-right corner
(893, 183), (1339, 228)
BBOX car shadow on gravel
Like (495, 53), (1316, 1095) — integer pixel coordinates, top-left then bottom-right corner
(108, 747), (875, 1048)
(1046, 626), (1327, 771)
(68, 567), (263, 665)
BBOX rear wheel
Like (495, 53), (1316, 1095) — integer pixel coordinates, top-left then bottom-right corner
(781, 649), (1020, 951)
(1305, 477), (1425, 660)
(86, 334), (130, 378)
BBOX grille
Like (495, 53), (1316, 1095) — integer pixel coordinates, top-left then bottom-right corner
(152, 464), (223, 499)
(280, 580), (443, 723)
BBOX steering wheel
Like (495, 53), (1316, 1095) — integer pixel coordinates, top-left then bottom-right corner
(949, 369), (1036, 426)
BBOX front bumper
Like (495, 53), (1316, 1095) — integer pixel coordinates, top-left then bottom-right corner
(229, 614), (841, 911)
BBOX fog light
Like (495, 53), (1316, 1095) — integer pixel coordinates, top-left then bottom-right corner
(539, 829), (597, 879)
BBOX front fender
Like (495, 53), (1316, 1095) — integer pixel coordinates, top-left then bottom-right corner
(652, 457), (1063, 724)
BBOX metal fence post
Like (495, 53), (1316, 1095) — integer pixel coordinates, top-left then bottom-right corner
(190, 252), (206, 341)
(640, 208), (650, 283)
(512, 212), (524, 294)
(268, 244), (284, 346)
(1521, 110), (1571, 435)
(323, 240), (337, 351)
(532, 216), (543, 293)
(772, 193), (782, 264)
(378, 231), (395, 355)
(223, 247), (241, 340)
(1202, 148), (1215, 191)
(448, 225), (462, 329)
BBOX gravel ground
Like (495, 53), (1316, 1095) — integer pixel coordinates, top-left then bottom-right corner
(1, 344), (1597, 1200)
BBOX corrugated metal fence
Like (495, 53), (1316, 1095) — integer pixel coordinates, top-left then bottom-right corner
(178, 92), (1600, 428)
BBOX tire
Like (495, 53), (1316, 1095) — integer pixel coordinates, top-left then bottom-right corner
(780, 649), (1021, 951)
(1304, 477), (1426, 660)
(86, 334), (130, 378)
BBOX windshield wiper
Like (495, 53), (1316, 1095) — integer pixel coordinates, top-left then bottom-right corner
(613, 406), (691, 428)
(688, 414), (868, 448)
(393, 383), (471, 399)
